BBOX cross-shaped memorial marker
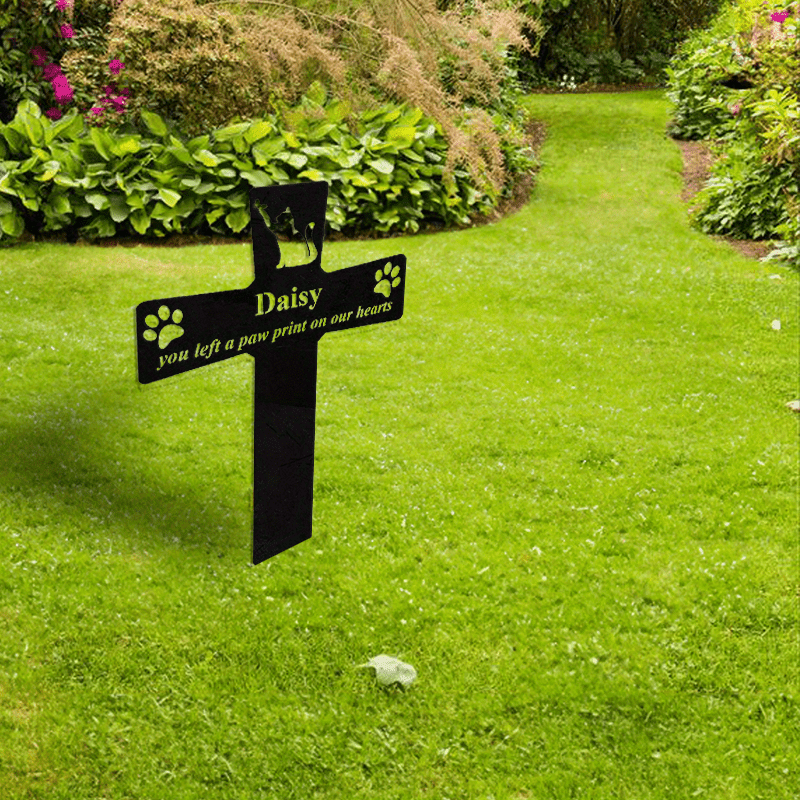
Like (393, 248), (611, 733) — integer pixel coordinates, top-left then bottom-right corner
(135, 181), (406, 564)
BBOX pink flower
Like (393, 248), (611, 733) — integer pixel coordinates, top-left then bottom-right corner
(771, 11), (790, 23)
(732, 102), (742, 115)
(31, 0), (132, 128)
(52, 75), (74, 104)
(30, 46), (48, 66)
(45, 107), (63, 120)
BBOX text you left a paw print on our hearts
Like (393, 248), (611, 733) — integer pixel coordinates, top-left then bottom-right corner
(143, 305), (184, 349)
(374, 262), (402, 298)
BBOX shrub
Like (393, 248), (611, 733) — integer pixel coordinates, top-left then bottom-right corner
(667, 0), (799, 266)
(0, 0), (123, 126)
(664, 24), (743, 140)
(666, 0), (799, 140)
(0, 92), (536, 244)
(66, 0), (272, 139)
(522, 0), (727, 87)
(1, 0), (66, 120)
(764, 192), (800, 264)
(689, 133), (798, 240)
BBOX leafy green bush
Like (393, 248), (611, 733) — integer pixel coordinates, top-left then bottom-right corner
(530, 43), (645, 86)
(666, 0), (799, 266)
(665, 24), (743, 140)
(0, 91), (536, 244)
(521, 0), (727, 87)
(764, 194), (800, 264)
(1, 1), (63, 121)
(689, 134), (798, 239)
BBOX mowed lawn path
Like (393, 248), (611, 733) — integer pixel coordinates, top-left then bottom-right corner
(0, 91), (797, 799)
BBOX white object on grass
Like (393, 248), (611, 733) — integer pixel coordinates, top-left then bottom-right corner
(358, 655), (417, 688)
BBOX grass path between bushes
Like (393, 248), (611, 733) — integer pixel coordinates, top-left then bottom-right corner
(0, 90), (798, 800)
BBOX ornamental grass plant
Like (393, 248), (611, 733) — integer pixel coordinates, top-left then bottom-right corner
(13, 0), (541, 196)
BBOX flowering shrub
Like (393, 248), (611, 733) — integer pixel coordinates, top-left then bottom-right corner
(666, 0), (799, 266)
(0, 0), (133, 137)
(1, 3), (58, 120)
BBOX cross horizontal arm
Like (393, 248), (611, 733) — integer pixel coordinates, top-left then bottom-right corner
(136, 254), (406, 385)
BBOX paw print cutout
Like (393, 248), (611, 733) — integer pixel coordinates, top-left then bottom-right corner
(374, 262), (402, 298)
(143, 305), (184, 349)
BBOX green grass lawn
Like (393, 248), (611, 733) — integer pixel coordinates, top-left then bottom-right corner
(1, 91), (797, 800)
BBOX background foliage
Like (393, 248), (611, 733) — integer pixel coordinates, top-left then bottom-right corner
(666, 0), (799, 266)
(519, 0), (728, 87)
(2, 0), (797, 260)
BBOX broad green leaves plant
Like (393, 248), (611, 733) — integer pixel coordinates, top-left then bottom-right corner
(689, 135), (798, 241)
(665, 26), (742, 141)
(0, 86), (535, 244)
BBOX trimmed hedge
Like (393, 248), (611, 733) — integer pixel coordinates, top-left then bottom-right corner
(0, 90), (536, 244)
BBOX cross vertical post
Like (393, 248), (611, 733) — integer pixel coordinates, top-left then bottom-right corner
(135, 181), (406, 563)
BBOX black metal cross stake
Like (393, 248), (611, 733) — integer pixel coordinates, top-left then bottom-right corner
(135, 181), (406, 563)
